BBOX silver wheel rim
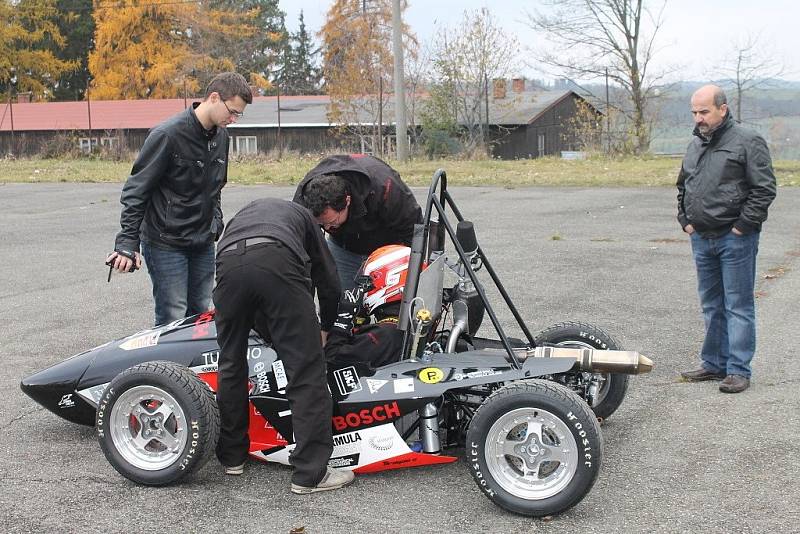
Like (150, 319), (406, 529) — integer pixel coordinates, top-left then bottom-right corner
(109, 385), (188, 471)
(485, 407), (578, 500)
(555, 340), (611, 407)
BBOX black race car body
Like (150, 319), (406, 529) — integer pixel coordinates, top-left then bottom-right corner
(22, 310), (576, 474)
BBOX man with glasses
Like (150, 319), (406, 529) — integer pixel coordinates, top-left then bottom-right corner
(108, 72), (253, 326)
(293, 154), (422, 290)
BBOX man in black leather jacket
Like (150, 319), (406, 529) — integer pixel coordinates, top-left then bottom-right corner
(107, 72), (252, 326)
(293, 154), (422, 290)
(677, 84), (777, 393)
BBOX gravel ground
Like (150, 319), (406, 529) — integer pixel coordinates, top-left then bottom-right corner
(1, 182), (798, 533)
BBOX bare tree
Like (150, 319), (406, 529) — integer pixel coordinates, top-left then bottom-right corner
(422, 8), (518, 156)
(526, 0), (671, 154)
(718, 34), (785, 123)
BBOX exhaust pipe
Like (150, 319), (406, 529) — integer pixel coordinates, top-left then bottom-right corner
(519, 345), (654, 375)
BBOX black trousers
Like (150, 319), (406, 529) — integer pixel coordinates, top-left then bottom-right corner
(212, 242), (333, 486)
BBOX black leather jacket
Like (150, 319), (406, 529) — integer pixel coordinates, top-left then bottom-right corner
(677, 112), (776, 238)
(293, 155), (422, 255)
(115, 104), (228, 252)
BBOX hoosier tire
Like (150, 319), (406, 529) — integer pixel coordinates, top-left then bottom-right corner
(535, 322), (630, 420)
(466, 380), (602, 517)
(96, 361), (219, 486)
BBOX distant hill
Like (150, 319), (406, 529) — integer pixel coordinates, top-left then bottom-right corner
(558, 78), (800, 159)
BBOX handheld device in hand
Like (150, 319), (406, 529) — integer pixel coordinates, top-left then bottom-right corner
(106, 250), (139, 282)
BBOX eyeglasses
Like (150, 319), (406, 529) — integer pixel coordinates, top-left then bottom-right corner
(222, 100), (244, 119)
(318, 209), (346, 231)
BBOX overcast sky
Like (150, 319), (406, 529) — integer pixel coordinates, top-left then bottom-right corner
(278, 0), (799, 82)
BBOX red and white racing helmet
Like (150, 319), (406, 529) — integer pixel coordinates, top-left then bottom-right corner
(359, 245), (412, 314)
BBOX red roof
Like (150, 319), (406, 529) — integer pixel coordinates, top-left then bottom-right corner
(0, 95), (312, 132)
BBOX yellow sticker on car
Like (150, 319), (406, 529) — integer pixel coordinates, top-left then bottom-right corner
(418, 367), (444, 384)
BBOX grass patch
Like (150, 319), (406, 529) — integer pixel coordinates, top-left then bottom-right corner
(1, 154), (798, 187)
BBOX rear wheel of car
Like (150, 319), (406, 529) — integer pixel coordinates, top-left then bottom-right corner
(466, 380), (602, 517)
(534, 322), (629, 420)
(96, 361), (219, 485)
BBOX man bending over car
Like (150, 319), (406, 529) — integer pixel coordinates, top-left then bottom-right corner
(212, 198), (354, 494)
(293, 154), (422, 290)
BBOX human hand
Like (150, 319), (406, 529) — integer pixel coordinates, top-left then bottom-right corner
(684, 224), (695, 235)
(106, 250), (142, 273)
(732, 227), (743, 236)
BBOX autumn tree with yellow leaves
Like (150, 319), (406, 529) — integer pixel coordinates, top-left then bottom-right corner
(320, 0), (416, 155)
(0, 0), (76, 100)
(88, 0), (261, 100)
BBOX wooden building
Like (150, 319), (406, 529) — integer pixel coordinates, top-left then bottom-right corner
(0, 84), (600, 159)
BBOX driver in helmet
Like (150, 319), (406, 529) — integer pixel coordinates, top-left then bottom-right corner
(325, 245), (410, 368)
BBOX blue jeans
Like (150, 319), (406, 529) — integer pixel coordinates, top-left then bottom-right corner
(327, 238), (368, 291)
(690, 230), (760, 378)
(141, 242), (215, 326)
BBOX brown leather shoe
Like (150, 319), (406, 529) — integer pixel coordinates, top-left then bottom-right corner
(680, 367), (725, 382)
(719, 375), (750, 393)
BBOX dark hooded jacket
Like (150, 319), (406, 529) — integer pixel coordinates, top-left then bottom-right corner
(677, 112), (776, 238)
(293, 154), (422, 255)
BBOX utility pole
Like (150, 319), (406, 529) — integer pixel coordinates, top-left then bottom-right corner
(86, 79), (93, 153)
(8, 68), (16, 156)
(392, 0), (408, 161)
(605, 68), (610, 155)
(276, 83), (282, 160)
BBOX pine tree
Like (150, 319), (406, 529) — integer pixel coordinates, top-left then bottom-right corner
(199, 0), (286, 91)
(282, 11), (321, 95)
(49, 0), (95, 100)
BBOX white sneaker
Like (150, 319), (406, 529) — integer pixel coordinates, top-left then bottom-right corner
(290, 468), (355, 494)
(225, 463), (245, 475)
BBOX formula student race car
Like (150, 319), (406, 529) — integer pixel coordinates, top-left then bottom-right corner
(21, 170), (653, 517)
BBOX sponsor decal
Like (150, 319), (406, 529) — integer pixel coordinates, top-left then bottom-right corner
(393, 378), (414, 394)
(253, 361), (265, 373)
(120, 331), (160, 351)
(191, 311), (215, 339)
(57, 394), (75, 409)
(418, 367), (444, 384)
(452, 369), (501, 381)
(333, 431), (362, 446)
(77, 383), (109, 405)
(278, 409), (292, 418)
(272, 360), (288, 390)
(366, 378), (388, 394)
(334, 366), (362, 396)
(200, 364), (218, 373)
(332, 402), (401, 431)
(382, 457), (416, 467)
(202, 346), (263, 366)
(252, 368), (271, 395)
(368, 435), (394, 451)
(328, 453), (360, 468)
(331, 432), (362, 456)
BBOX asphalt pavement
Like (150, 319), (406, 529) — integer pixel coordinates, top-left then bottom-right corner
(1, 181), (798, 533)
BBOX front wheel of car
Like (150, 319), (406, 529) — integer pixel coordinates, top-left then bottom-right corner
(96, 361), (219, 485)
(466, 380), (602, 517)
